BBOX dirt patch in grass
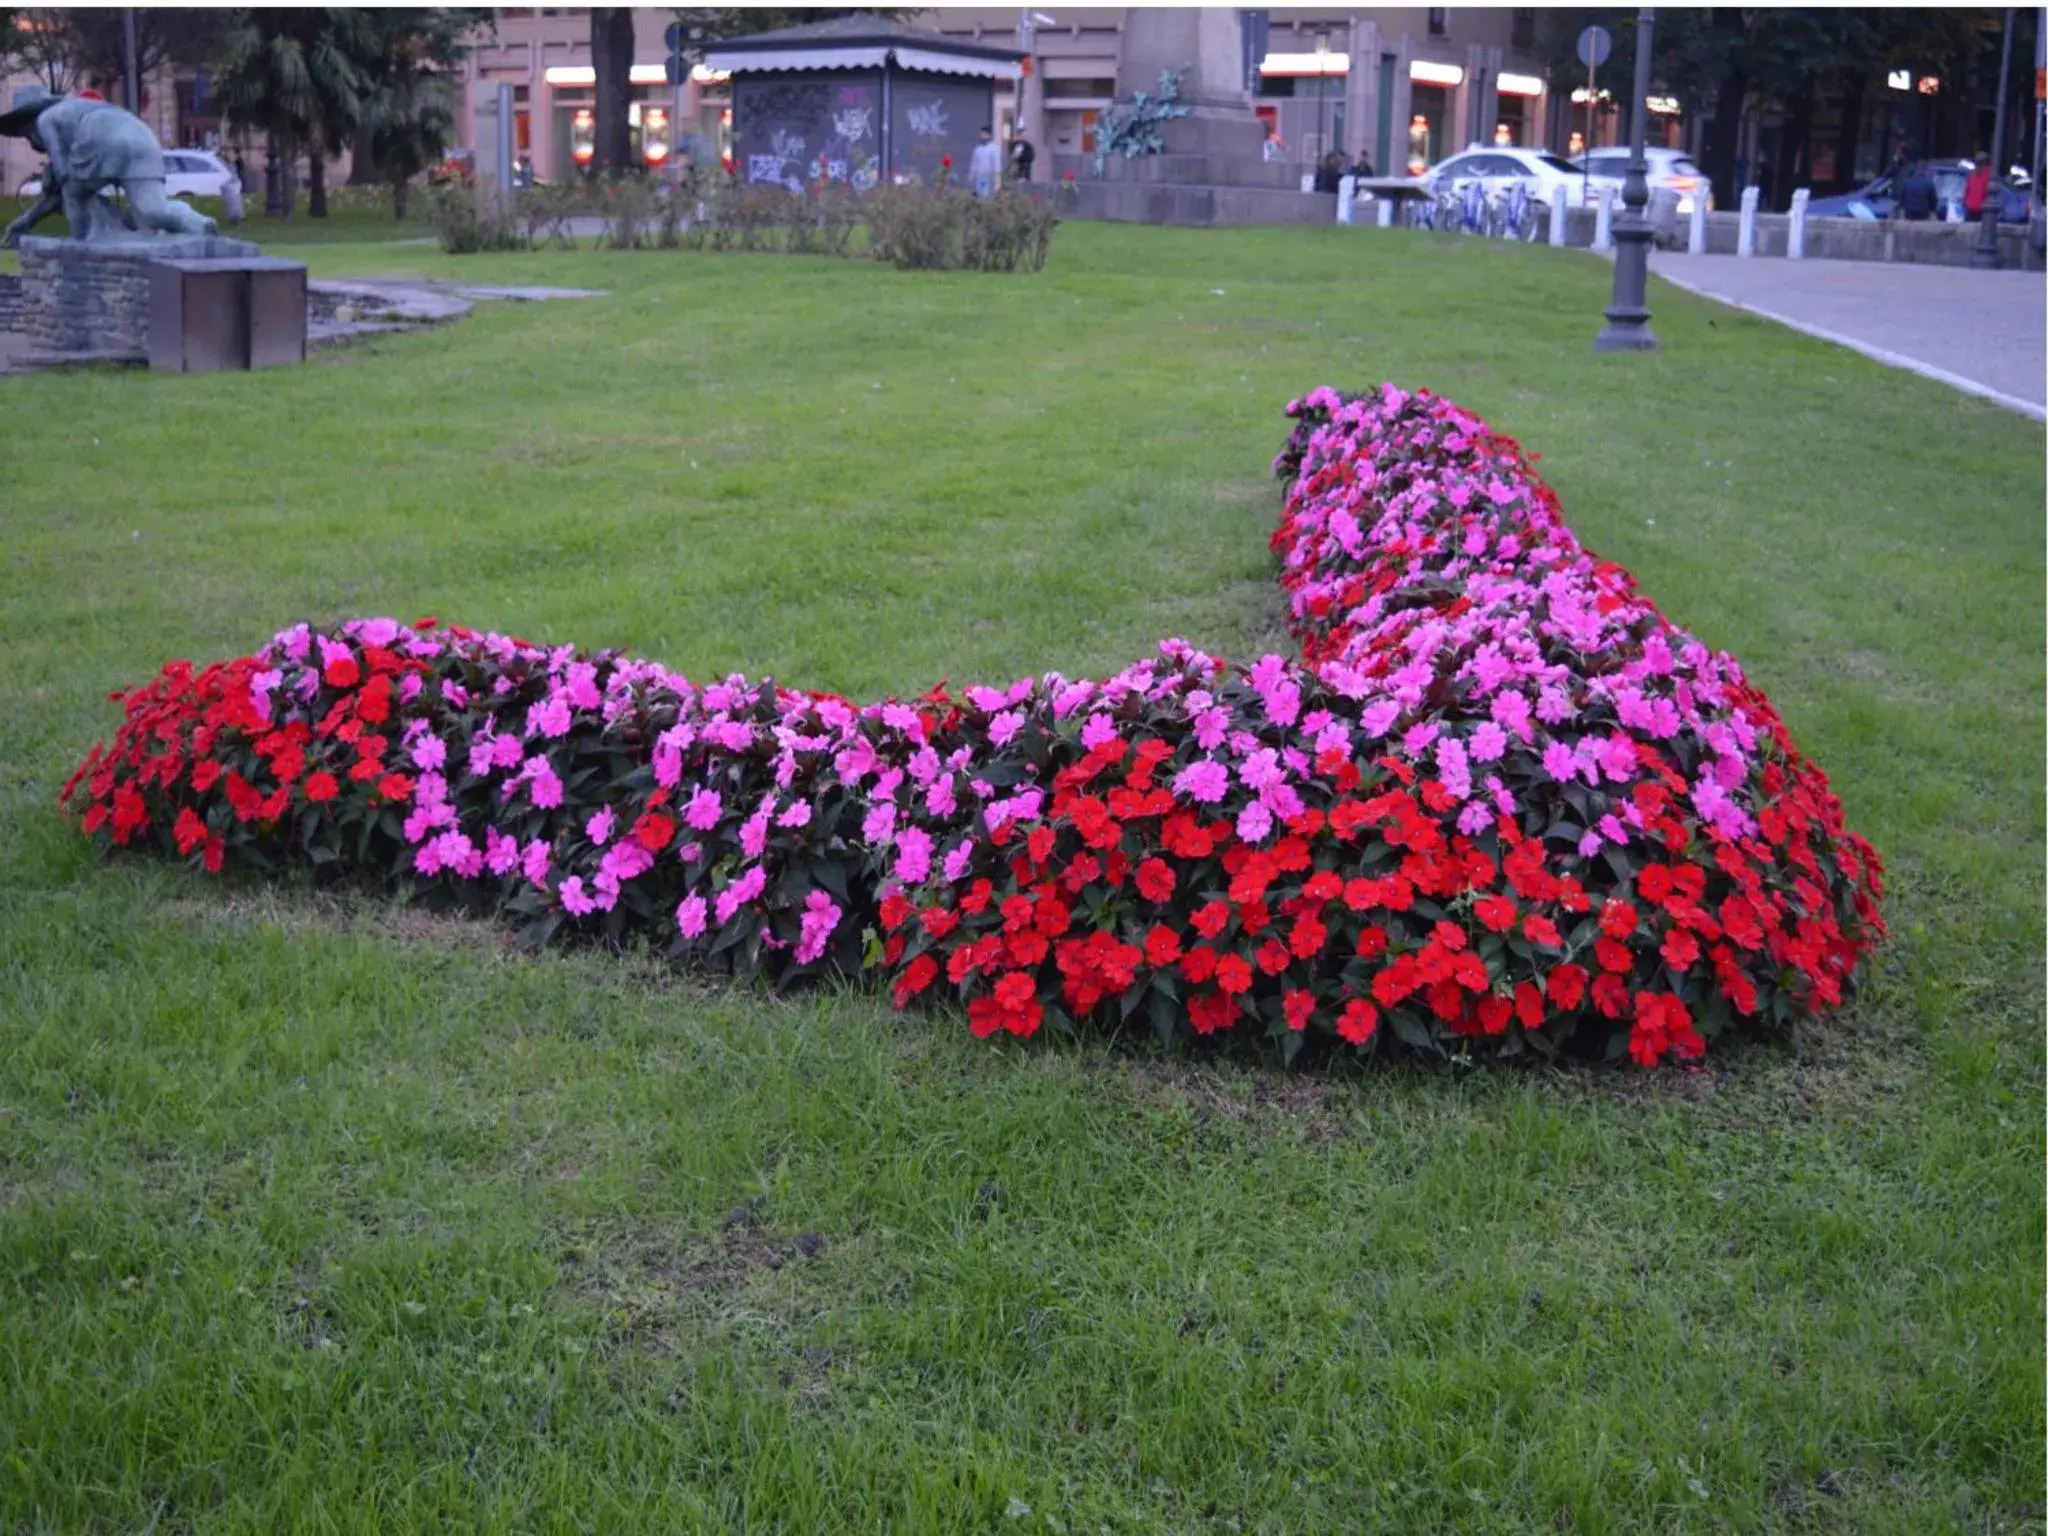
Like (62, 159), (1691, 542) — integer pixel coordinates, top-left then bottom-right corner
(553, 1212), (830, 1358)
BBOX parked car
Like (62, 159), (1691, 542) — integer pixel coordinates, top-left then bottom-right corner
(1424, 147), (1615, 211)
(1572, 147), (1714, 215)
(20, 147), (237, 204)
(1805, 160), (2030, 222)
(160, 148), (238, 201)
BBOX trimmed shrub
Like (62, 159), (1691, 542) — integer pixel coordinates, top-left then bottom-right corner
(61, 386), (1883, 1066)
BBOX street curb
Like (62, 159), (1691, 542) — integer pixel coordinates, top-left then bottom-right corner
(1647, 264), (2047, 422)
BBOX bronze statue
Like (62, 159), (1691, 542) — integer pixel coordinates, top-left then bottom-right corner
(1, 85), (219, 246)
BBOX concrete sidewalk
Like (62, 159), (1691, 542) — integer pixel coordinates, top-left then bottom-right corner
(1645, 252), (2046, 419)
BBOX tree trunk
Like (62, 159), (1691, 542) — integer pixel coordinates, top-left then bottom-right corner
(590, 7), (637, 175)
(392, 176), (409, 219)
(280, 138), (298, 219)
(349, 122), (378, 184)
(1832, 72), (1866, 193)
(1772, 76), (1814, 210)
(1699, 9), (1749, 209)
(308, 148), (328, 218)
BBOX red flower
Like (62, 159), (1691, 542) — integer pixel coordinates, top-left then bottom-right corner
(1354, 923), (1388, 960)
(1599, 900), (1639, 940)
(1282, 989), (1314, 1031)
(920, 905), (960, 939)
(376, 773), (414, 804)
(1337, 997), (1378, 1045)
(174, 806), (208, 856)
(1521, 913), (1562, 948)
(632, 811), (676, 852)
(1027, 824), (1056, 864)
(1214, 953), (1253, 996)
(1594, 936), (1634, 974)
(1191, 900), (1231, 940)
(1181, 946), (1220, 984)
(892, 952), (939, 1009)
(323, 652), (360, 689)
(1637, 864), (1674, 905)
(1188, 989), (1237, 1034)
(1660, 927), (1700, 970)
(190, 759), (222, 793)
(1135, 857), (1176, 902)
(1143, 925), (1182, 967)
(303, 771), (339, 803)
(1545, 963), (1587, 1011)
(201, 833), (225, 873)
(1255, 938), (1291, 976)
(1474, 894), (1517, 932)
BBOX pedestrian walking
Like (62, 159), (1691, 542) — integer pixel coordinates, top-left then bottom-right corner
(1007, 126), (1035, 184)
(970, 125), (1002, 199)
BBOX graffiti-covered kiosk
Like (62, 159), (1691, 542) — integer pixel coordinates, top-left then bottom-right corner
(701, 14), (1023, 191)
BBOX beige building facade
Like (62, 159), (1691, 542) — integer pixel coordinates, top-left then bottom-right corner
(456, 7), (1583, 186)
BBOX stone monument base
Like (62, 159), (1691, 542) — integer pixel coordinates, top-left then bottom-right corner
(16, 234), (261, 365)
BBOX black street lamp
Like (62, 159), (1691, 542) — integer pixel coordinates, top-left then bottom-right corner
(1971, 7), (2016, 271)
(1595, 8), (1658, 352)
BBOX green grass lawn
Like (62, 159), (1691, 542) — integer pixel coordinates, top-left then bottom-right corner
(1, 224), (2041, 1534)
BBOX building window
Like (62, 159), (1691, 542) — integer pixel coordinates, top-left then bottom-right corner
(1511, 9), (1536, 49)
(1427, 9), (1448, 38)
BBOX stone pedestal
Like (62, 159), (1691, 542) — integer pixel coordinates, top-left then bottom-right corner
(1113, 8), (1267, 162)
(16, 234), (260, 365)
(1084, 9), (1314, 227)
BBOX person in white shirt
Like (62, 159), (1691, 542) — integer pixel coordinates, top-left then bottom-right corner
(969, 126), (1002, 199)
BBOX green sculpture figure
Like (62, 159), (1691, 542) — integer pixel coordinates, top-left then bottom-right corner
(0, 85), (219, 246)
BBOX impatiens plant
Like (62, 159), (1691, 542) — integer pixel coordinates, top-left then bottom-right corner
(61, 385), (1885, 1066)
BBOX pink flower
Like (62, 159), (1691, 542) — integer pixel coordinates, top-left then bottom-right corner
(684, 787), (722, 831)
(522, 838), (551, 886)
(1235, 801), (1273, 843)
(676, 892), (708, 938)
(559, 876), (596, 916)
(586, 806), (615, 845)
(1173, 759), (1229, 805)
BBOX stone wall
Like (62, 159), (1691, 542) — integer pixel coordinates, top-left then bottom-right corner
(15, 234), (260, 364)
(0, 274), (21, 333)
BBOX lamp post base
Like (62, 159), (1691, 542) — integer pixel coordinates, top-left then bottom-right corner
(1594, 313), (1660, 351)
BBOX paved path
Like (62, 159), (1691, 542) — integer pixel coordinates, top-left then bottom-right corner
(1646, 251), (2046, 419)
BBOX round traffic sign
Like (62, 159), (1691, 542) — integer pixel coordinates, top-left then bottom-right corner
(1576, 25), (1613, 69)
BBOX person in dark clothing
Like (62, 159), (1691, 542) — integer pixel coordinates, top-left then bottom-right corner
(1884, 139), (1910, 216)
(1897, 160), (1939, 220)
(1348, 149), (1376, 180)
(1007, 127), (1035, 183)
(1312, 150), (1345, 194)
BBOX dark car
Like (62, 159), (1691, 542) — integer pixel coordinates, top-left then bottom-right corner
(1806, 161), (2030, 222)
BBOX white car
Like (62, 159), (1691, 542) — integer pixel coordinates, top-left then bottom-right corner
(1574, 147), (1715, 215)
(19, 147), (236, 203)
(1425, 146), (1618, 211)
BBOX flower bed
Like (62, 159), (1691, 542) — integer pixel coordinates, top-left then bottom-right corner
(61, 385), (1884, 1066)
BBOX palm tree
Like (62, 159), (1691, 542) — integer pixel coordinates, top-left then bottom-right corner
(356, 10), (480, 218)
(213, 9), (369, 218)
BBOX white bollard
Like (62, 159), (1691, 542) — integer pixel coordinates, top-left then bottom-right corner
(1786, 187), (1809, 258)
(1377, 196), (1394, 228)
(1737, 185), (1759, 256)
(1337, 174), (1354, 225)
(1549, 194), (1568, 246)
(1591, 188), (1613, 252)
(1687, 193), (1708, 254)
